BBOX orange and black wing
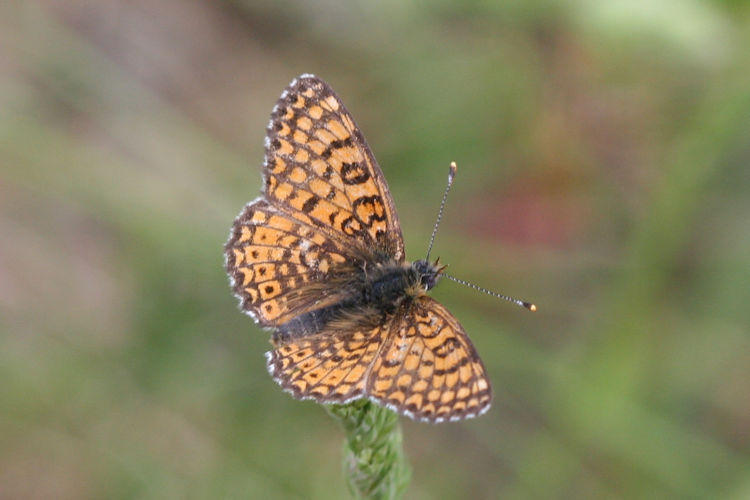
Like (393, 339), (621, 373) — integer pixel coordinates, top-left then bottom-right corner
(226, 74), (405, 326)
(367, 296), (492, 422)
(225, 199), (353, 326)
(261, 74), (404, 262)
(266, 295), (492, 423)
(265, 324), (386, 404)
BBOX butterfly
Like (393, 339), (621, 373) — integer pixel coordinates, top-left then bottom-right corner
(225, 74), (492, 423)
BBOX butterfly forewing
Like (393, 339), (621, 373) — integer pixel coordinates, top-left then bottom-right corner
(263, 75), (404, 262)
(226, 74), (407, 326)
(225, 199), (353, 326)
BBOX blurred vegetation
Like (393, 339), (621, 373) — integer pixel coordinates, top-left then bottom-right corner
(2, 1), (749, 499)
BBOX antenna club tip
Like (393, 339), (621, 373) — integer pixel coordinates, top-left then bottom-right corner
(525, 302), (537, 312)
(449, 161), (457, 178)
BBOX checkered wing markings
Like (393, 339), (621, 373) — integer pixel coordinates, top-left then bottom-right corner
(367, 296), (492, 422)
(264, 75), (404, 262)
(266, 325), (386, 403)
(225, 199), (354, 327)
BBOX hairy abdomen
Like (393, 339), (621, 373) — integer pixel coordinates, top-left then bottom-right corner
(273, 263), (417, 344)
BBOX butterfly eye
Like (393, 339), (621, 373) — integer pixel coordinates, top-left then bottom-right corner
(420, 273), (438, 291)
(412, 260), (439, 291)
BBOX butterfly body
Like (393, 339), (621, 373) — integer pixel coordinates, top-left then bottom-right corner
(226, 75), (492, 422)
(274, 258), (442, 344)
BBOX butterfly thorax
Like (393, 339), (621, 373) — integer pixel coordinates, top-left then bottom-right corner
(273, 259), (442, 345)
(362, 259), (440, 309)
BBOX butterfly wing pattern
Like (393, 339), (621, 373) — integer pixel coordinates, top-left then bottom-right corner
(226, 75), (403, 327)
(365, 296), (491, 422)
(225, 74), (492, 422)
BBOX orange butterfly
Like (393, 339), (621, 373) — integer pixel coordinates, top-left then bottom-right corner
(226, 75), (494, 422)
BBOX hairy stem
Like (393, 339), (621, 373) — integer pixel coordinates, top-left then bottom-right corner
(326, 400), (411, 499)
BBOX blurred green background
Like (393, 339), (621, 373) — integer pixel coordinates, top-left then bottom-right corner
(2, 1), (749, 499)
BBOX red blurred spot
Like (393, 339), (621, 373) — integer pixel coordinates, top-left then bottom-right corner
(464, 174), (588, 248)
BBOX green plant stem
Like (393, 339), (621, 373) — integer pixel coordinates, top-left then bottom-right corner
(326, 400), (411, 500)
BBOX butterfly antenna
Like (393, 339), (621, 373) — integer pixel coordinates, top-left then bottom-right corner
(426, 162), (537, 312)
(443, 274), (537, 311)
(425, 162), (457, 262)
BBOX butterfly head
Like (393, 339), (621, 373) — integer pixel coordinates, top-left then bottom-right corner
(413, 258), (447, 292)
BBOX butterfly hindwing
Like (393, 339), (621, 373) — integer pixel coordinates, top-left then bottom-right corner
(266, 324), (386, 404)
(367, 296), (492, 423)
(265, 295), (492, 423)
